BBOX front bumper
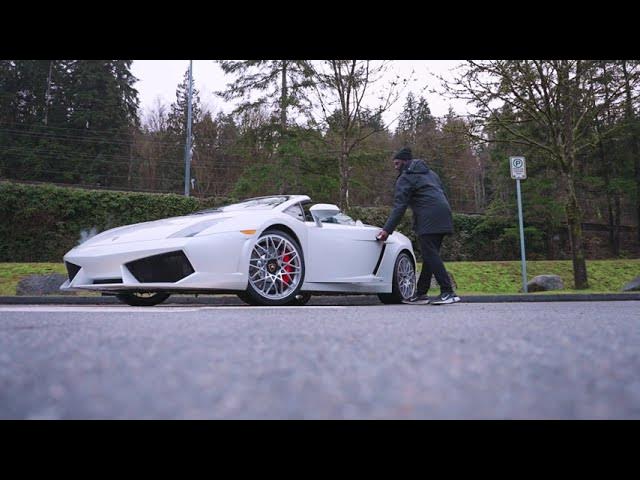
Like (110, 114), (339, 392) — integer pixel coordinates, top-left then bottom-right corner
(60, 232), (253, 292)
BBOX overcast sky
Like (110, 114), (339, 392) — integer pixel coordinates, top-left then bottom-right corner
(130, 60), (470, 128)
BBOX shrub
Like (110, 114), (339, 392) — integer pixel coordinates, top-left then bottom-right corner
(0, 181), (553, 262)
(0, 182), (233, 262)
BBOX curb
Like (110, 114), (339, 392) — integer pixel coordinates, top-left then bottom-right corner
(1, 293), (639, 306)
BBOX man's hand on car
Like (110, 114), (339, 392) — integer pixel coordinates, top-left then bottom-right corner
(376, 230), (389, 241)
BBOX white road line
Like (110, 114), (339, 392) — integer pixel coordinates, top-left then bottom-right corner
(0, 305), (347, 313)
(200, 306), (347, 310)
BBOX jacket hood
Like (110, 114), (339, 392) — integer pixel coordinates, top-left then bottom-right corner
(404, 159), (430, 174)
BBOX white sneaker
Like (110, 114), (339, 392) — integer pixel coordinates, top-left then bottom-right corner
(431, 292), (461, 305)
(402, 294), (431, 305)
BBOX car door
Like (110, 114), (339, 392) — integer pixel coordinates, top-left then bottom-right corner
(304, 212), (384, 283)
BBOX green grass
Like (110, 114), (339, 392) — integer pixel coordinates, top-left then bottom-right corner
(1, 259), (639, 296)
(440, 259), (640, 295)
(0, 263), (98, 296)
(0, 263), (67, 296)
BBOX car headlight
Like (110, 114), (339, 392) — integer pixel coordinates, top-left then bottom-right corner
(168, 218), (229, 238)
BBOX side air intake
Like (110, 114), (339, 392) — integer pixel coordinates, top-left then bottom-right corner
(65, 261), (81, 281)
(125, 251), (194, 283)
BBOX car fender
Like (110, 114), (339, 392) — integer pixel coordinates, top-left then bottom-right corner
(236, 213), (309, 284)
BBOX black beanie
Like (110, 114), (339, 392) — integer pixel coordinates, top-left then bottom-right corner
(393, 147), (412, 161)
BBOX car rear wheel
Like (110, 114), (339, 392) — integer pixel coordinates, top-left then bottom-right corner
(286, 292), (311, 306)
(244, 229), (305, 306)
(377, 252), (415, 304)
(116, 292), (170, 306)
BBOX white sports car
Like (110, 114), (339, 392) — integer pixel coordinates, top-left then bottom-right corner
(60, 195), (417, 306)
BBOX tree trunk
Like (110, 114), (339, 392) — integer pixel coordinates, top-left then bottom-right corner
(127, 140), (133, 188)
(607, 195), (615, 255)
(280, 61), (287, 131)
(339, 138), (350, 210)
(614, 194), (621, 256)
(293, 155), (301, 193)
(43, 60), (53, 126)
(606, 193), (621, 257)
(565, 173), (589, 289)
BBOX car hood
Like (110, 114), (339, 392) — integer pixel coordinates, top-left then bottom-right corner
(78, 211), (238, 247)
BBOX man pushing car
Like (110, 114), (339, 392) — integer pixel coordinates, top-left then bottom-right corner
(377, 147), (460, 305)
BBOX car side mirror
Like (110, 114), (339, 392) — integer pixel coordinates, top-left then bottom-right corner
(309, 204), (340, 228)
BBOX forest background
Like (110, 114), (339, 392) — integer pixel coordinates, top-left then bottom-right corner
(1, 60), (639, 289)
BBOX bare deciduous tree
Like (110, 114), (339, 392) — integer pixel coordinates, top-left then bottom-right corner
(308, 60), (410, 210)
(442, 60), (633, 289)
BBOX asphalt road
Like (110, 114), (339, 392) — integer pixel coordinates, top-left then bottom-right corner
(1, 301), (639, 419)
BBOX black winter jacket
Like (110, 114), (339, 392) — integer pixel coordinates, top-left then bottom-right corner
(383, 159), (453, 235)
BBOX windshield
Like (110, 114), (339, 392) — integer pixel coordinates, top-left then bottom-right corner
(321, 212), (356, 225)
(193, 196), (290, 214)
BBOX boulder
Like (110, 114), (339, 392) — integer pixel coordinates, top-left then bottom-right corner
(16, 274), (74, 296)
(429, 271), (457, 290)
(526, 274), (564, 292)
(621, 276), (640, 292)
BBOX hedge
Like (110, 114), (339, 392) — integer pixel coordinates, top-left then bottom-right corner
(0, 182), (234, 262)
(1, 181), (545, 262)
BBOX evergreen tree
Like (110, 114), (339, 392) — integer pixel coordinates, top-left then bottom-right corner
(167, 68), (202, 136)
(216, 60), (314, 132)
(395, 93), (437, 157)
(415, 97), (435, 130)
(1, 61), (74, 181)
(0, 60), (140, 187)
(65, 60), (140, 187)
(396, 92), (417, 143)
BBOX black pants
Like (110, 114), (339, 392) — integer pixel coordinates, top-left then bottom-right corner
(416, 233), (452, 295)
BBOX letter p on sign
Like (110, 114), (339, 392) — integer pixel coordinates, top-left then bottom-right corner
(510, 156), (527, 180)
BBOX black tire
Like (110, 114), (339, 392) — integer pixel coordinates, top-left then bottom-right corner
(115, 292), (170, 306)
(244, 229), (306, 306)
(377, 251), (416, 304)
(237, 291), (260, 306)
(238, 291), (310, 306)
(285, 292), (312, 306)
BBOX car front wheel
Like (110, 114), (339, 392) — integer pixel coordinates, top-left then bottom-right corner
(244, 229), (305, 306)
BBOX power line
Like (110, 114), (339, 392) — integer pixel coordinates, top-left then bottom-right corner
(0, 128), (181, 148)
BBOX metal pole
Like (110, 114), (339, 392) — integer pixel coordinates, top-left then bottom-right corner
(184, 60), (193, 197)
(516, 178), (528, 292)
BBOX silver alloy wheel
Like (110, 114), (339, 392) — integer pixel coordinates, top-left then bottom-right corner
(249, 234), (302, 300)
(397, 255), (416, 299)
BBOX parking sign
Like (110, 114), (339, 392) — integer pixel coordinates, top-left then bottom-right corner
(510, 156), (527, 179)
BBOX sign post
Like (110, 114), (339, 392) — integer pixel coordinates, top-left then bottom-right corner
(510, 156), (528, 293)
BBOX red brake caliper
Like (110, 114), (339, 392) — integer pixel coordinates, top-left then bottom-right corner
(282, 250), (292, 286)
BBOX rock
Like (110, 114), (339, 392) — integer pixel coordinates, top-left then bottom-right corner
(16, 274), (75, 296)
(526, 274), (564, 292)
(429, 271), (457, 290)
(622, 276), (640, 292)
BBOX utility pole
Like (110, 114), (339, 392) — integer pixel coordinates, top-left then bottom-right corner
(184, 60), (193, 196)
